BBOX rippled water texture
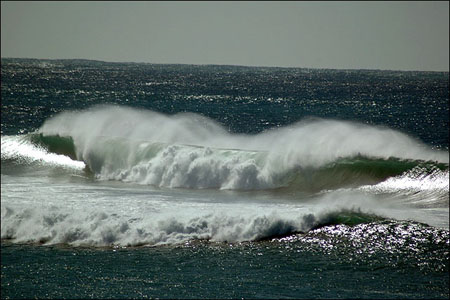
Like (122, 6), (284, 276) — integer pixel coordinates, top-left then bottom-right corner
(1, 59), (448, 299)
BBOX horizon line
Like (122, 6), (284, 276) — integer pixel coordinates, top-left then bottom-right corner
(1, 56), (449, 73)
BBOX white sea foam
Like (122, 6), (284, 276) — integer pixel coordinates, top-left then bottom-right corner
(362, 167), (449, 193)
(358, 168), (449, 210)
(35, 105), (448, 190)
(0, 185), (397, 246)
(1, 135), (85, 170)
(2, 163), (447, 247)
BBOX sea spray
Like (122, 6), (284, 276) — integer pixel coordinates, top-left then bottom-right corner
(2, 59), (448, 299)
(34, 105), (448, 189)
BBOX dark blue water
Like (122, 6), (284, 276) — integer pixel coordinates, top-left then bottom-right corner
(2, 221), (449, 299)
(2, 58), (448, 148)
(1, 58), (449, 299)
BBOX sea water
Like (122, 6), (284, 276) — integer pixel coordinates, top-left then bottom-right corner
(1, 58), (448, 298)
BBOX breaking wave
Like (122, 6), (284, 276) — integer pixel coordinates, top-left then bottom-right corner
(2, 105), (448, 192)
(0, 201), (386, 247)
(1, 105), (449, 247)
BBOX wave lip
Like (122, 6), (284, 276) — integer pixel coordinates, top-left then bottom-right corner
(12, 105), (446, 190)
(24, 133), (449, 192)
(38, 105), (449, 162)
(27, 131), (450, 192)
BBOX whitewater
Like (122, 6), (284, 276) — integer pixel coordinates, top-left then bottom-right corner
(1, 59), (448, 299)
(2, 106), (448, 247)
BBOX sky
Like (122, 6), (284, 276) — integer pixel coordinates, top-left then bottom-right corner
(1, 1), (449, 71)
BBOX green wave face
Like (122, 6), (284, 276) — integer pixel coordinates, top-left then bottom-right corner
(319, 157), (446, 189)
(7, 133), (448, 192)
(27, 106), (448, 190)
(313, 210), (387, 229)
(271, 156), (448, 193)
(29, 133), (77, 160)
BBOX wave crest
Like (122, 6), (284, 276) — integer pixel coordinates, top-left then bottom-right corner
(0, 204), (386, 247)
(4, 105), (447, 191)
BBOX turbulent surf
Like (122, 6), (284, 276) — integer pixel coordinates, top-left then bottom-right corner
(1, 59), (448, 299)
(2, 106), (448, 246)
(4, 105), (448, 191)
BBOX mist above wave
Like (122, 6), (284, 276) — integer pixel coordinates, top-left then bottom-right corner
(35, 105), (448, 189)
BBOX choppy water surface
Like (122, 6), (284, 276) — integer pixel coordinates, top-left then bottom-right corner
(1, 58), (448, 299)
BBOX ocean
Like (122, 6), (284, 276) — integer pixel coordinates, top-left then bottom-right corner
(1, 58), (448, 299)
